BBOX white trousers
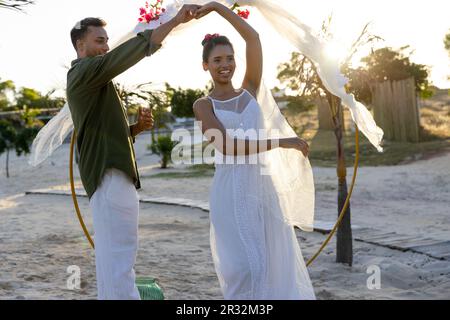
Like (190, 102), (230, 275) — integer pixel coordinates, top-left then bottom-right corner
(89, 168), (141, 300)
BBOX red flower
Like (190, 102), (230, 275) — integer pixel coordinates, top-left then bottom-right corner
(204, 33), (220, 42)
(237, 9), (250, 19)
(138, 0), (166, 24)
(144, 13), (153, 23)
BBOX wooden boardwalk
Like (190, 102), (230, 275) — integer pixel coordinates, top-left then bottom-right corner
(26, 189), (450, 261)
(352, 228), (450, 261)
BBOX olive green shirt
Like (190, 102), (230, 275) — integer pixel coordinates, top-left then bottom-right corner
(67, 29), (161, 199)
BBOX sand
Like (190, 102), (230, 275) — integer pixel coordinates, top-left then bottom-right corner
(1, 133), (449, 300)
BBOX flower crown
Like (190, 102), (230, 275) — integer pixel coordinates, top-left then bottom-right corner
(202, 33), (221, 46)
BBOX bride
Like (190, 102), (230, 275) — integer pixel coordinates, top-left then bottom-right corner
(193, 1), (316, 300)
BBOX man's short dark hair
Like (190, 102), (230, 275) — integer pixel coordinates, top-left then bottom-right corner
(70, 17), (107, 50)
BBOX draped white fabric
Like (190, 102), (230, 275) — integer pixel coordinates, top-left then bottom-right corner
(238, 0), (384, 151)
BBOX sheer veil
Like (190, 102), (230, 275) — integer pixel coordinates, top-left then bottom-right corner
(29, 0), (384, 230)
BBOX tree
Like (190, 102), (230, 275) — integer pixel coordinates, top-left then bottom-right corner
(117, 82), (173, 147)
(14, 87), (65, 111)
(15, 87), (43, 109)
(0, 120), (16, 178)
(277, 18), (383, 266)
(445, 30), (450, 55)
(115, 82), (140, 112)
(0, 78), (16, 111)
(342, 47), (432, 106)
(149, 135), (179, 169)
(278, 19), (382, 100)
(0, 108), (40, 177)
(359, 46), (431, 98)
(166, 85), (204, 118)
(0, 0), (34, 11)
(0, 81), (65, 112)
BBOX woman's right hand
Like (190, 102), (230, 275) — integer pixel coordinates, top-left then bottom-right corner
(281, 137), (310, 157)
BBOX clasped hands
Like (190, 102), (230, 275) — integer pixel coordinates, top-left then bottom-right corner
(174, 2), (222, 24)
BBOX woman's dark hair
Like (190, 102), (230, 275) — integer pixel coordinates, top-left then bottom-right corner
(202, 35), (234, 63)
(70, 17), (107, 50)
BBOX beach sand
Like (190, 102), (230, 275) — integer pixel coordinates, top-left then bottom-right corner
(1, 134), (449, 300)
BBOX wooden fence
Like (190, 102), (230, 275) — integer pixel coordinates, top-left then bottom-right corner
(372, 78), (420, 142)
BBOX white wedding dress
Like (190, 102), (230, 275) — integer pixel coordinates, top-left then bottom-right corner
(208, 89), (316, 300)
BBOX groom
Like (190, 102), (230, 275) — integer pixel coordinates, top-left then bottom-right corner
(67, 5), (201, 299)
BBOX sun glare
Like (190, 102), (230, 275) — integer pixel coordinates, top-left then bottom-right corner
(324, 40), (349, 65)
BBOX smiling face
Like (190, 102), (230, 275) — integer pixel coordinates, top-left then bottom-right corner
(76, 26), (110, 58)
(203, 44), (236, 85)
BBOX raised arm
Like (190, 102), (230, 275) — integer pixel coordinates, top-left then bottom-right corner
(193, 98), (309, 157)
(195, 2), (263, 95)
(82, 5), (201, 89)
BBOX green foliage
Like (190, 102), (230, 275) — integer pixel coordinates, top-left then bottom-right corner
(285, 95), (315, 114)
(344, 47), (432, 103)
(0, 78), (15, 111)
(361, 47), (430, 92)
(118, 82), (173, 130)
(0, 107), (41, 177)
(0, 119), (16, 153)
(15, 87), (41, 107)
(277, 52), (321, 97)
(13, 126), (39, 156)
(116, 82), (206, 124)
(0, 79), (65, 112)
(166, 85), (204, 118)
(341, 66), (373, 105)
(14, 87), (65, 110)
(148, 135), (179, 169)
(277, 20), (430, 105)
(444, 31), (450, 54)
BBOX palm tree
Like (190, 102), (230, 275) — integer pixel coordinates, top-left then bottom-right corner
(0, 0), (34, 11)
(115, 82), (173, 146)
